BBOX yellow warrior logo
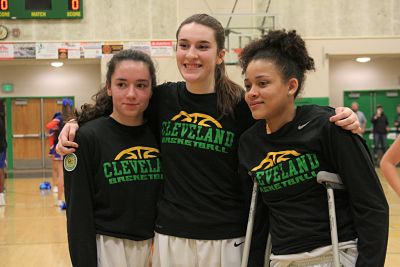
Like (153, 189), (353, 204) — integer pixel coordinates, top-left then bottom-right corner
(171, 111), (222, 128)
(251, 150), (301, 171)
(114, 146), (160, 160)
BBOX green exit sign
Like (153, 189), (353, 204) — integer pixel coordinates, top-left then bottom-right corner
(2, 83), (13, 92)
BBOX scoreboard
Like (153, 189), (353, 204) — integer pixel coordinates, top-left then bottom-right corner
(0, 0), (83, 19)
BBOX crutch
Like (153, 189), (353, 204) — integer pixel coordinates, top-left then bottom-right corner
(241, 180), (271, 267)
(316, 171), (344, 267)
(264, 233), (272, 266)
(241, 181), (258, 267)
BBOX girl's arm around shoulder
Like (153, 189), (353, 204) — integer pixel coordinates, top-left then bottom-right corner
(56, 121), (79, 155)
(303, 104), (361, 133)
(153, 81), (184, 95)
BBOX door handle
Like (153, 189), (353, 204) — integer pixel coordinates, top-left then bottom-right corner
(13, 133), (41, 138)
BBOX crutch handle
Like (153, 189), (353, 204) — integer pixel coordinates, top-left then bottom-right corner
(317, 171), (344, 189)
(317, 171), (342, 267)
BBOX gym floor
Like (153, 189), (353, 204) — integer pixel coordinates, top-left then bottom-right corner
(0, 169), (399, 266)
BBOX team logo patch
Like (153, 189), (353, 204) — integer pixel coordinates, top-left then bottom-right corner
(114, 146), (160, 160)
(251, 150), (301, 171)
(171, 111), (222, 128)
(64, 153), (78, 172)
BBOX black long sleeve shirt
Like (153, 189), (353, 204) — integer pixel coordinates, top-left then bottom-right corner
(239, 105), (389, 267)
(147, 82), (255, 239)
(64, 117), (163, 266)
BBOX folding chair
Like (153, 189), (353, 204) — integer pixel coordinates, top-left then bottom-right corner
(241, 171), (343, 267)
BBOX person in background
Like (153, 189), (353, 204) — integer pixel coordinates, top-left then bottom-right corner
(351, 102), (367, 134)
(371, 104), (389, 164)
(64, 49), (163, 266)
(0, 114), (7, 206)
(56, 14), (361, 267)
(394, 104), (400, 135)
(47, 111), (63, 195)
(46, 99), (73, 209)
(238, 29), (389, 267)
(380, 135), (400, 197)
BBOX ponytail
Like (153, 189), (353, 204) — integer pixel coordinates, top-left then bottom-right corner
(215, 63), (244, 117)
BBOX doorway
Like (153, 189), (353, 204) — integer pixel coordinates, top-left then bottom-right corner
(344, 89), (399, 156)
(9, 97), (74, 176)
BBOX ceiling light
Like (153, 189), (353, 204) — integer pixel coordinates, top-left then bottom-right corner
(355, 57), (370, 63)
(51, 61), (64, 68)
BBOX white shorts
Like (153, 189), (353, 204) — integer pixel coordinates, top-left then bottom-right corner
(270, 239), (358, 267)
(152, 232), (245, 267)
(96, 234), (152, 267)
